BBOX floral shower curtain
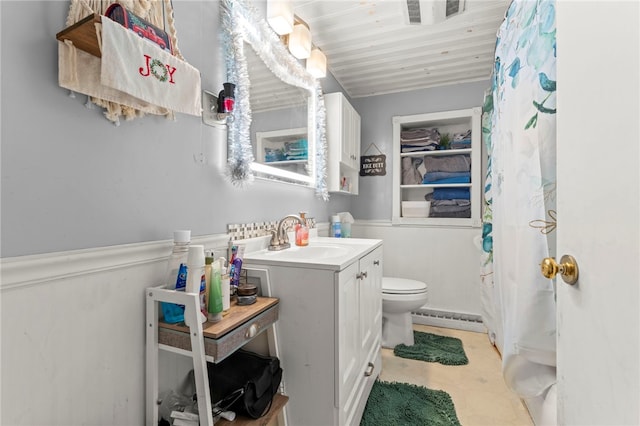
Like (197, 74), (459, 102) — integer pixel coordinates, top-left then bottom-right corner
(481, 0), (557, 399)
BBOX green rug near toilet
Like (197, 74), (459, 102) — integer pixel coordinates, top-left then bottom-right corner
(394, 331), (469, 365)
(360, 380), (461, 426)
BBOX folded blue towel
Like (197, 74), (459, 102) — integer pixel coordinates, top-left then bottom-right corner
(425, 176), (471, 184)
(423, 171), (471, 184)
(432, 187), (470, 200)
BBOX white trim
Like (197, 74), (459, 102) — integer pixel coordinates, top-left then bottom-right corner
(0, 234), (230, 291)
(412, 312), (487, 333)
(352, 219), (392, 227)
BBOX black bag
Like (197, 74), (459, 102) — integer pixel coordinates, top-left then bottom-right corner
(207, 349), (283, 419)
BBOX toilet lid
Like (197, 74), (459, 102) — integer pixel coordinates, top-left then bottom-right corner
(382, 277), (428, 294)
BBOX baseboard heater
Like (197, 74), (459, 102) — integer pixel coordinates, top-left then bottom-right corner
(412, 308), (486, 333)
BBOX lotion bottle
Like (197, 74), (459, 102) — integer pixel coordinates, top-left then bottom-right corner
(295, 212), (309, 246)
(186, 245), (207, 324)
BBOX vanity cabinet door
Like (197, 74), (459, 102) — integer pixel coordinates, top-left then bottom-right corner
(341, 100), (361, 170)
(337, 262), (360, 411)
(359, 247), (383, 368)
(339, 247), (383, 425)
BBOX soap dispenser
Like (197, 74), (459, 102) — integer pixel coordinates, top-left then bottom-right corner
(295, 212), (309, 246)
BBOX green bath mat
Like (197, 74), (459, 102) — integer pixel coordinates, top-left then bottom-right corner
(394, 331), (469, 365)
(361, 380), (461, 426)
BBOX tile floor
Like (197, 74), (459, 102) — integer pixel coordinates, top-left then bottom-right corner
(378, 324), (534, 426)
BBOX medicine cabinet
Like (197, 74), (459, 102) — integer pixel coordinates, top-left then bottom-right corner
(326, 92), (361, 195)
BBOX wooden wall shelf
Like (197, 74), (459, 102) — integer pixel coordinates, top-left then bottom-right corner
(56, 13), (102, 58)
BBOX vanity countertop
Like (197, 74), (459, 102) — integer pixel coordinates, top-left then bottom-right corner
(242, 237), (382, 271)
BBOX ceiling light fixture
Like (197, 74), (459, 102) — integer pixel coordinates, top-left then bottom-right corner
(288, 20), (312, 59)
(306, 47), (327, 78)
(266, 3), (327, 78)
(267, 0), (294, 35)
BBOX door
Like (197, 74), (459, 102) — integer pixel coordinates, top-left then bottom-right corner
(359, 247), (383, 366)
(337, 262), (360, 409)
(556, 2), (639, 424)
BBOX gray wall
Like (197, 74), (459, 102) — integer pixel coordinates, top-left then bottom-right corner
(0, 1), (487, 258)
(350, 81), (489, 220)
(0, 1), (351, 257)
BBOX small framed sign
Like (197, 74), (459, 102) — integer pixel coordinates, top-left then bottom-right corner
(360, 143), (386, 176)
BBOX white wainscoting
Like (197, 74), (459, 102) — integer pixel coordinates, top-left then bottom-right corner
(351, 220), (484, 326)
(0, 234), (229, 425)
(1, 222), (484, 423)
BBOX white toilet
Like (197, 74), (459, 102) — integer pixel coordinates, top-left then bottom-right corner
(381, 277), (429, 348)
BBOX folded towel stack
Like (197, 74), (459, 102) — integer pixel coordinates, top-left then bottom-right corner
(284, 139), (308, 161)
(401, 127), (441, 152)
(451, 130), (472, 150)
(423, 154), (471, 173)
(422, 153), (472, 218)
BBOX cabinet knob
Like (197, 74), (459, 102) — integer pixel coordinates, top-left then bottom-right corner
(356, 271), (368, 280)
(245, 323), (259, 339)
(373, 260), (380, 266)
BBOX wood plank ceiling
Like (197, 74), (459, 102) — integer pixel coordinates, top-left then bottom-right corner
(291, 0), (511, 98)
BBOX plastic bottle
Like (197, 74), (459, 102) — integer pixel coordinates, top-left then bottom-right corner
(331, 215), (342, 238)
(219, 257), (231, 315)
(161, 230), (191, 324)
(208, 259), (224, 323)
(221, 271), (231, 315)
(230, 245), (245, 291)
(204, 254), (214, 312)
(186, 245), (207, 324)
(295, 212), (309, 246)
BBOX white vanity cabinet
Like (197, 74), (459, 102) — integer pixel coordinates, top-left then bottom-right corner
(325, 92), (361, 195)
(243, 241), (382, 426)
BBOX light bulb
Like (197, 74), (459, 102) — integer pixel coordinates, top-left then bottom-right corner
(267, 0), (294, 35)
(288, 23), (312, 59)
(306, 47), (327, 78)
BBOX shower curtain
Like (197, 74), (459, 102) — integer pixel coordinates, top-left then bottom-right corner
(481, 0), (557, 400)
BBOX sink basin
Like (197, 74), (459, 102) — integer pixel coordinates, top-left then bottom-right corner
(263, 244), (351, 260)
(242, 237), (382, 270)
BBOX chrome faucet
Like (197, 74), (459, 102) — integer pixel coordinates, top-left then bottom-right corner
(269, 214), (305, 251)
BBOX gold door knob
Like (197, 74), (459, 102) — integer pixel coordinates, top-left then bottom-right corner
(541, 255), (579, 285)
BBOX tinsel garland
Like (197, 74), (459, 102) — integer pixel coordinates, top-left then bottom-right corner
(220, 0), (329, 200)
(221, 0), (254, 185)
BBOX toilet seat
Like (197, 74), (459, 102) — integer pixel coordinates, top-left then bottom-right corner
(381, 277), (429, 348)
(382, 277), (427, 295)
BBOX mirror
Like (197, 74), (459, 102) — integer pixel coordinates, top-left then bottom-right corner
(220, 0), (328, 199)
(245, 45), (309, 178)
